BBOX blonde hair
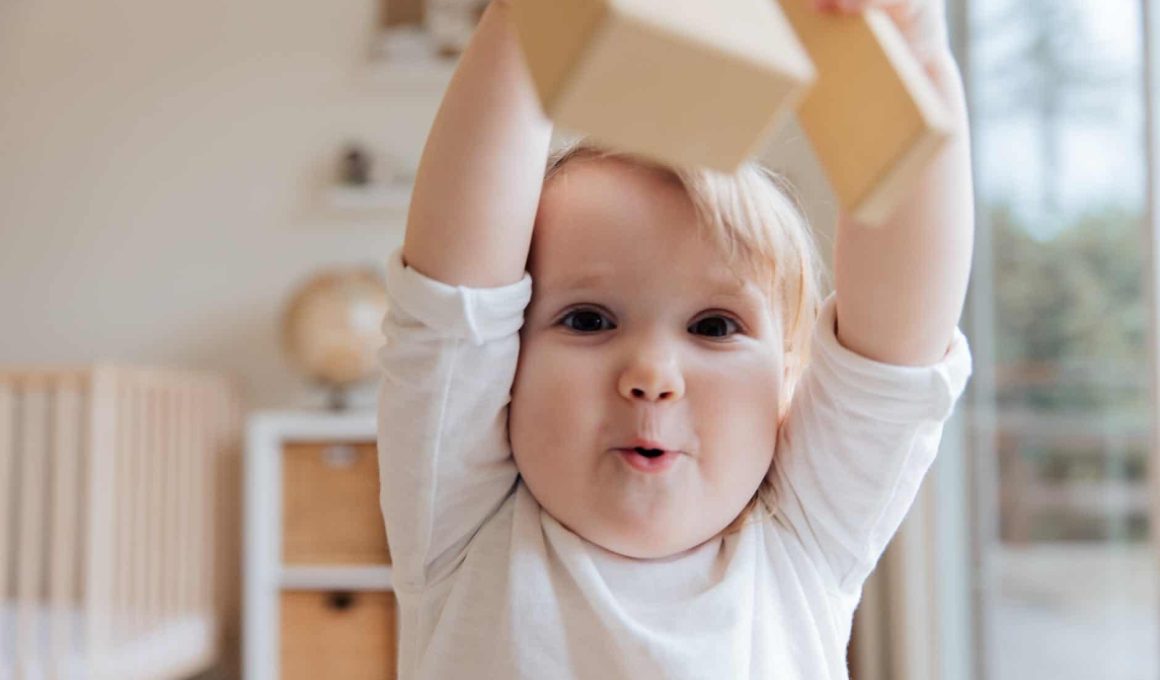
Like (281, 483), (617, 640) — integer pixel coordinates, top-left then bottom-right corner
(542, 140), (825, 534)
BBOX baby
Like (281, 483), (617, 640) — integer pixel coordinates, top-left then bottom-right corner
(377, 0), (973, 677)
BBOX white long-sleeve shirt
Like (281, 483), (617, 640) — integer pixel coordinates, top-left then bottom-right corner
(376, 248), (972, 680)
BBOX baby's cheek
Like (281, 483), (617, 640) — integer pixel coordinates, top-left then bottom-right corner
(517, 341), (585, 402)
(512, 341), (598, 443)
(700, 361), (780, 443)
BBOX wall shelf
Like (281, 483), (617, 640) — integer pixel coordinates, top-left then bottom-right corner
(363, 28), (458, 94)
(327, 182), (413, 212)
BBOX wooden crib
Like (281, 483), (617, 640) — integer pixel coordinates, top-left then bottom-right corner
(0, 365), (242, 680)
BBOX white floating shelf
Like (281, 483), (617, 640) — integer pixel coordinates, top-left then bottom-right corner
(280, 565), (394, 591)
(327, 182), (413, 211)
(364, 58), (457, 92)
(364, 28), (458, 94)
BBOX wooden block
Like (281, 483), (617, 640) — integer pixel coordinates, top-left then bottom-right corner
(512, 0), (816, 172)
(778, 0), (954, 226)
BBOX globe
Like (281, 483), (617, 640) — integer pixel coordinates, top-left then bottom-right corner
(281, 266), (389, 408)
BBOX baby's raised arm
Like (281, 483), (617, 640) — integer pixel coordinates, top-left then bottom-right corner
(378, 2), (552, 593)
(766, 0), (974, 595)
(829, 0), (973, 365)
(401, 0), (553, 288)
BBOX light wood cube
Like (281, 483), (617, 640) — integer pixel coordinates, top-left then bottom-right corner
(779, 0), (954, 226)
(512, 0), (816, 172)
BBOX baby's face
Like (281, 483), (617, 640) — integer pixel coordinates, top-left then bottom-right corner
(510, 158), (784, 560)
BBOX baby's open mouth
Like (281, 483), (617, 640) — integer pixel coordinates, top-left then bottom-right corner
(618, 445), (679, 473)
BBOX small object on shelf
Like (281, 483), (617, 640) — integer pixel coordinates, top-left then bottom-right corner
(376, 0), (437, 61)
(340, 143), (373, 187)
(425, 0), (489, 57)
(380, 0), (425, 31)
(365, 0), (479, 92)
(373, 0), (481, 64)
(327, 144), (415, 213)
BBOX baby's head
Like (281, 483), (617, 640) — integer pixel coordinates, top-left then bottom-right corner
(509, 141), (822, 559)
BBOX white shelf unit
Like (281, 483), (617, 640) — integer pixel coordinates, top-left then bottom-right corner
(244, 409), (382, 680)
(279, 565), (394, 591)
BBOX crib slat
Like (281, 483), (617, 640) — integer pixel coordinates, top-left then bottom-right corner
(122, 375), (137, 638)
(145, 375), (161, 630)
(150, 375), (163, 628)
(203, 379), (215, 616)
(154, 376), (167, 623)
(207, 380), (224, 621)
(175, 383), (191, 616)
(190, 380), (207, 616)
(135, 374), (149, 634)
(205, 381), (219, 621)
(159, 383), (170, 622)
(16, 380), (48, 676)
(112, 377), (131, 648)
(0, 380), (14, 674)
(220, 382), (243, 664)
(162, 381), (177, 621)
(86, 366), (119, 668)
(49, 377), (84, 680)
(131, 375), (148, 637)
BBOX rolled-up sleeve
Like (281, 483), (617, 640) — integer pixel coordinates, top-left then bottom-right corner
(376, 247), (532, 591)
(768, 294), (972, 594)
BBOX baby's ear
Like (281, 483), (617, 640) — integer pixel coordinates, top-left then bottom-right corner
(778, 355), (798, 417)
(781, 350), (797, 387)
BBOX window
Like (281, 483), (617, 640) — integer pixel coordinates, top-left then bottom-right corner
(960, 0), (1159, 677)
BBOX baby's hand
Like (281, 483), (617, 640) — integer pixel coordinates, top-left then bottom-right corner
(813, 0), (951, 68)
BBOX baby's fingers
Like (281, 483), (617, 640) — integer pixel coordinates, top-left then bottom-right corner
(810, 0), (950, 65)
(813, 0), (915, 15)
(812, 0), (880, 13)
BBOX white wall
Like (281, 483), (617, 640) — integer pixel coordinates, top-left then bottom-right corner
(0, 0), (835, 411)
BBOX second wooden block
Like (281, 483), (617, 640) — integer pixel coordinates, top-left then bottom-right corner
(779, 0), (954, 226)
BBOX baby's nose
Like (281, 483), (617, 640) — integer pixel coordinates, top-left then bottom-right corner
(628, 385), (676, 401)
(617, 353), (685, 402)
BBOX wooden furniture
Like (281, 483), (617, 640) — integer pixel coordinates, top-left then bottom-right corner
(245, 410), (396, 680)
(0, 365), (241, 680)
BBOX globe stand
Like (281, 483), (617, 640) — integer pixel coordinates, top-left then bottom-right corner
(325, 384), (351, 412)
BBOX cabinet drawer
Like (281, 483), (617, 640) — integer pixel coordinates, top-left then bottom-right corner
(282, 441), (392, 565)
(280, 590), (398, 680)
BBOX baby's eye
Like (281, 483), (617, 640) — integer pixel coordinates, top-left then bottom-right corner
(688, 315), (740, 338)
(559, 308), (617, 333)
